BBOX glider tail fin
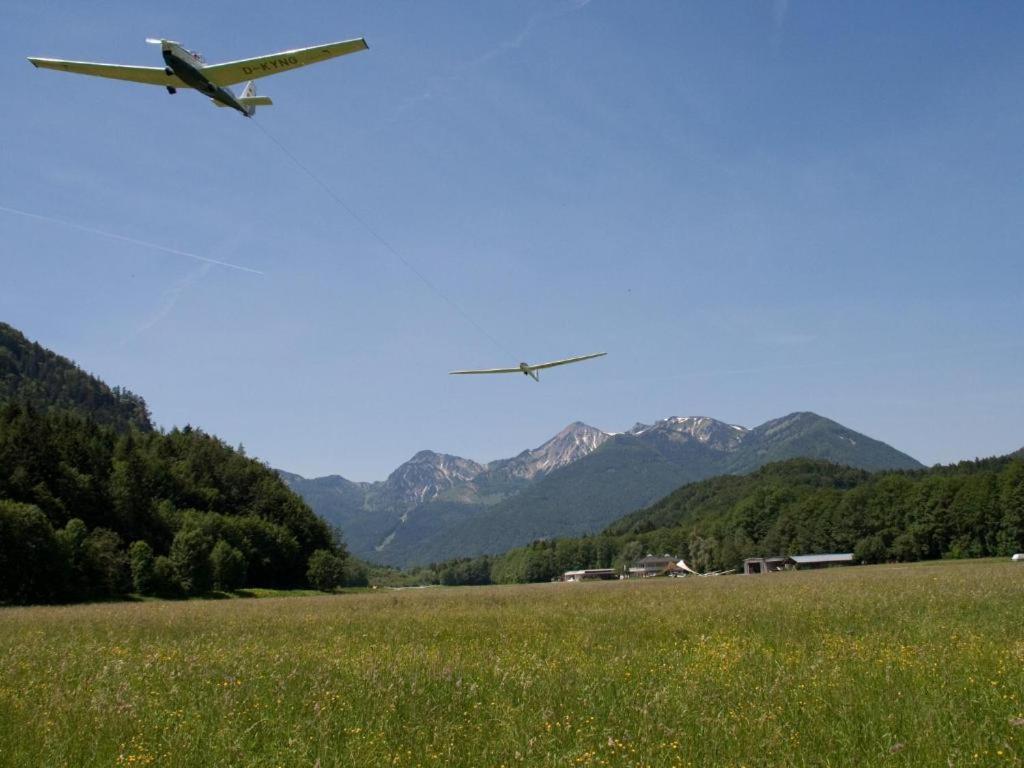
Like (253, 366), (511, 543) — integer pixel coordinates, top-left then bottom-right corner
(240, 81), (272, 105)
(235, 80), (273, 115)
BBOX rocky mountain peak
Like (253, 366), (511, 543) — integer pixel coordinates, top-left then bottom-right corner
(484, 422), (611, 483)
(381, 451), (485, 509)
(629, 416), (748, 451)
(531, 421), (610, 471)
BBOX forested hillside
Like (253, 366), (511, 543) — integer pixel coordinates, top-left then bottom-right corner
(0, 403), (349, 604)
(722, 412), (924, 473)
(420, 455), (1024, 585)
(0, 323), (151, 432)
(0, 321), (362, 605)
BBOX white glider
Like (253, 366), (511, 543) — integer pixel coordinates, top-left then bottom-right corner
(28, 37), (368, 117)
(449, 353), (607, 382)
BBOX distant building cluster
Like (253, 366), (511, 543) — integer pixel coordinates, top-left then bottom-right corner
(560, 552), (857, 582)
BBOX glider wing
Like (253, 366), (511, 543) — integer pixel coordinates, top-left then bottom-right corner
(529, 352), (607, 371)
(203, 38), (369, 86)
(27, 58), (188, 88)
(449, 367), (523, 375)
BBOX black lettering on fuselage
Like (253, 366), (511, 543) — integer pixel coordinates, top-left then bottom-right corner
(241, 55), (299, 77)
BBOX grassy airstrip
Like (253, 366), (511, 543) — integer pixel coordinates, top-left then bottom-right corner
(1, 561), (1022, 767)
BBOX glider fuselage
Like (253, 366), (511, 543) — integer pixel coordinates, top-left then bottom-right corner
(448, 353), (605, 380)
(161, 47), (250, 116)
(519, 363), (539, 381)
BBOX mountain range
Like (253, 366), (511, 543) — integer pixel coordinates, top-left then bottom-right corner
(280, 412), (923, 567)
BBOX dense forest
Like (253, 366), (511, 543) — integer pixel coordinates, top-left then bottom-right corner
(0, 402), (357, 604)
(407, 456), (1024, 586)
(0, 322), (151, 432)
(0, 323), (365, 605)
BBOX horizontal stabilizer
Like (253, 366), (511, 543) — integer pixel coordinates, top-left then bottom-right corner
(145, 38), (181, 51)
(212, 95), (273, 108)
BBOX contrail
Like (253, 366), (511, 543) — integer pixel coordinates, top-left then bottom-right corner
(0, 204), (264, 275)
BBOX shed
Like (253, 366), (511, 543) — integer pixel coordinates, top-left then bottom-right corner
(744, 553), (855, 575)
(743, 556), (788, 575)
(787, 553), (854, 569)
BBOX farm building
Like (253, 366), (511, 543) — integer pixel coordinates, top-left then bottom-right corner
(788, 553), (855, 569)
(628, 554), (680, 578)
(744, 553), (854, 575)
(742, 556), (788, 575)
(562, 569), (618, 582)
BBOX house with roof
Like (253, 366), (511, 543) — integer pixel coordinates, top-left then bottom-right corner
(628, 554), (682, 578)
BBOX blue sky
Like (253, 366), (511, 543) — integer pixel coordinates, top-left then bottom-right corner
(2, 1), (1022, 479)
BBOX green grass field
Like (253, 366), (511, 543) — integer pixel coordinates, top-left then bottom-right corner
(1, 561), (1022, 767)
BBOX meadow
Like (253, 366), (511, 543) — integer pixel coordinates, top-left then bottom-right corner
(1, 561), (1022, 767)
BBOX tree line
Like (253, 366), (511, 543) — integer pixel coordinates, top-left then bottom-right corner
(403, 456), (1024, 586)
(0, 402), (360, 605)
